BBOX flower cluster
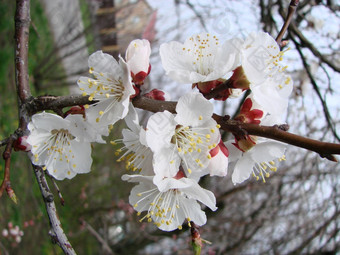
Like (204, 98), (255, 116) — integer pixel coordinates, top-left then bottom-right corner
(25, 31), (292, 231)
(2, 222), (24, 244)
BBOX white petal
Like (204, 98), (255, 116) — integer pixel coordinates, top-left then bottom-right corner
(68, 140), (92, 174)
(175, 92), (213, 126)
(208, 149), (229, 177)
(250, 141), (286, 162)
(225, 140), (242, 162)
(152, 147), (181, 178)
(181, 178), (217, 211)
(124, 103), (141, 134)
(232, 154), (254, 184)
(31, 112), (68, 132)
(146, 111), (176, 152)
(156, 177), (191, 193)
(88, 51), (122, 78)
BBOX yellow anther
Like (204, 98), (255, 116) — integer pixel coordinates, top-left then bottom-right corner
(89, 67), (94, 74)
(270, 167), (277, 172)
(82, 92), (87, 96)
(206, 134), (211, 139)
(216, 124), (221, 128)
(199, 115), (203, 120)
(96, 117), (100, 123)
(110, 141), (117, 145)
(187, 168), (192, 174)
(84, 104), (89, 109)
(89, 96), (93, 101)
(207, 154), (212, 159)
(99, 111), (104, 116)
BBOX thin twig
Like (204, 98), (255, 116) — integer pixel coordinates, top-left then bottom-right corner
(290, 35), (340, 142)
(81, 220), (114, 255)
(0, 136), (15, 199)
(47, 173), (65, 206)
(276, 0), (299, 47)
(33, 166), (76, 255)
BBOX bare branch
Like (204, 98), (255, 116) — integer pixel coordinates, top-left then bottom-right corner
(276, 0), (299, 47)
(290, 35), (340, 142)
(80, 220), (114, 255)
(0, 136), (15, 200)
(15, 0), (32, 130)
(33, 166), (76, 255)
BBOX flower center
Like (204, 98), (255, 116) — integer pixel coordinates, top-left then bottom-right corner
(170, 124), (217, 172)
(183, 34), (219, 76)
(252, 155), (286, 183)
(33, 128), (76, 175)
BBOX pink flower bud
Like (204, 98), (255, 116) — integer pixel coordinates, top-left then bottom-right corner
(13, 136), (31, 152)
(125, 39), (151, 85)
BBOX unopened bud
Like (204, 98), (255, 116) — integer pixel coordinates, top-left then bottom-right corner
(126, 39), (151, 85)
(6, 186), (18, 204)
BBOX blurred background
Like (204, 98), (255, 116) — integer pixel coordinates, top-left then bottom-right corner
(0, 0), (339, 254)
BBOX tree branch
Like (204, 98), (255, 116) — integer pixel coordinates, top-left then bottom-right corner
(33, 166), (76, 255)
(27, 94), (340, 161)
(0, 136), (16, 201)
(290, 35), (340, 142)
(276, 0), (299, 47)
(15, 0), (32, 130)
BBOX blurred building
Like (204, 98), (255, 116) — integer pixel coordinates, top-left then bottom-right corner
(94, 0), (155, 58)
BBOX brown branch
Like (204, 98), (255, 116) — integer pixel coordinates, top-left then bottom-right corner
(15, 0), (32, 130)
(33, 166), (76, 255)
(277, 1), (340, 73)
(214, 116), (340, 161)
(276, 0), (299, 47)
(13, 1), (76, 254)
(26, 94), (340, 161)
(0, 136), (16, 200)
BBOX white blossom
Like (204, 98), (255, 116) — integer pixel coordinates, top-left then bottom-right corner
(122, 172), (217, 231)
(77, 51), (135, 129)
(27, 112), (94, 180)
